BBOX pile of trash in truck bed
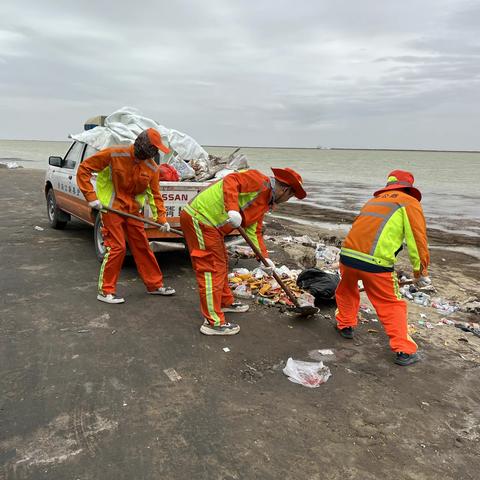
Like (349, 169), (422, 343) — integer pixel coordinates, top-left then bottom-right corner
(71, 106), (249, 182)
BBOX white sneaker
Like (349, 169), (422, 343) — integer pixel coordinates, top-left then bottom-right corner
(222, 302), (250, 313)
(148, 286), (176, 296)
(200, 320), (240, 336)
(97, 293), (125, 304)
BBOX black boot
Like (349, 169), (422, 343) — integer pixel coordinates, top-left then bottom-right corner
(395, 352), (421, 366)
(336, 325), (354, 339)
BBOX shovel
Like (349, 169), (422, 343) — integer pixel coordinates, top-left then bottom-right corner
(237, 226), (319, 316)
(102, 206), (184, 236)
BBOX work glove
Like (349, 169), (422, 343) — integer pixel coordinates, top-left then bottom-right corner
(259, 258), (276, 275)
(227, 210), (242, 228)
(159, 222), (170, 233)
(416, 276), (432, 288)
(88, 199), (104, 210)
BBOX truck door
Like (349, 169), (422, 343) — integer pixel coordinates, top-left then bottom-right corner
(54, 141), (86, 218)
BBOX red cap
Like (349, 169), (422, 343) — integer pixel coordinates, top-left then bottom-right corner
(146, 128), (170, 154)
(271, 167), (307, 199)
(373, 170), (422, 201)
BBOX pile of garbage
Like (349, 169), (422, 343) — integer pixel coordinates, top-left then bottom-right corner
(264, 234), (340, 271)
(72, 106), (249, 183)
(228, 267), (315, 308)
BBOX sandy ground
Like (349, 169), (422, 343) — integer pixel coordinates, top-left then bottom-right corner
(0, 169), (479, 480)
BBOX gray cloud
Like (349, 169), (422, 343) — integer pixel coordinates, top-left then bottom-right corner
(0, 0), (479, 149)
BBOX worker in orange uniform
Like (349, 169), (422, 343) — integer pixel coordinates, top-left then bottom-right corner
(180, 168), (306, 335)
(335, 170), (430, 366)
(77, 128), (176, 304)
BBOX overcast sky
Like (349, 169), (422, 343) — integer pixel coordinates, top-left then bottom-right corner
(1, 0), (479, 149)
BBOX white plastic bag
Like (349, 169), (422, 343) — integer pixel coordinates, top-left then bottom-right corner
(168, 157), (195, 180)
(283, 357), (331, 388)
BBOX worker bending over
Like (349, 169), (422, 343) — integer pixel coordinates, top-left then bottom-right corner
(335, 170), (430, 366)
(77, 128), (176, 304)
(181, 168), (306, 335)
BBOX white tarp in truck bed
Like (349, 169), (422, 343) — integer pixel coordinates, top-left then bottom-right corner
(70, 106), (209, 162)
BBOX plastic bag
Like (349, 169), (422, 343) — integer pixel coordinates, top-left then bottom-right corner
(297, 268), (340, 303)
(159, 163), (180, 182)
(233, 284), (254, 299)
(168, 157), (195, 181)
(283, 358), (331, 388)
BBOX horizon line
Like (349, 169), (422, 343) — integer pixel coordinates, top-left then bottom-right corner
(1, 138), (479, 153)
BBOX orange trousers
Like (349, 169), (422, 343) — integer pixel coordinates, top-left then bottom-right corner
(180, 210), (234, 326)
(335, 263), (417, 354)
(99, 212), (163, 294)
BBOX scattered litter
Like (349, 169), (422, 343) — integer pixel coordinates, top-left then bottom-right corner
(77, 329), (90, 333)
(308, 348), (336, 361)
(431, 297), (459, 315)
(440, 318), (455, 325)
(420, 313), (427, 319)
(163, 368), (182, 382)
(111, 329), (117, 335)
(368, 329), (378, 334)
(315, 244), (340, 265)
(258, 297), (276, 306)
(318, 349), (334, 356)
(222, 347), (231, 353)
(360, 304), (372, 314)
(34, 226), (44, 231)
(122, 402), (128, 406)
(455, 322), (480, 337)
(460, 300), (480, 315)
(283, 357), (331, 388)
(421, 401), (430, 407)
(413, 292), (430, 307)
(232, 268), (250, 275)
(425, 322), (434, 329)
(232, 284), (254, 299)
(71, 354), (79, 359)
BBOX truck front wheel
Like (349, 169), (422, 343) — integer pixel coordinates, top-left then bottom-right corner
(94, 213), (107, 262)
(46, 189), (68, 229)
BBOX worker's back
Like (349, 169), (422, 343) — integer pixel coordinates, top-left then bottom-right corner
(342, 190), (427, 270)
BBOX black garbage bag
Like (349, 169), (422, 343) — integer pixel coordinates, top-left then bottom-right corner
(297, 268), (340, 305)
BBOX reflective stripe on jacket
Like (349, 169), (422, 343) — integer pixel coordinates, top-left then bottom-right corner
(341, 190), (429, 275)
(77, 145), (167, 222)
(185, 170), (272, 256)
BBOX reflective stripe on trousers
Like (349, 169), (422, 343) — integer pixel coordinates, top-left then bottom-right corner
(180, 209), (234, 326)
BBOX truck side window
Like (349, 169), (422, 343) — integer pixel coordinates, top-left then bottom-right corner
(63, 142), (85, 169)
(83, 145), (99, 162)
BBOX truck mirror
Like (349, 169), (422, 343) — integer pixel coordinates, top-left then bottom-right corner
(49, 156), (63, 167)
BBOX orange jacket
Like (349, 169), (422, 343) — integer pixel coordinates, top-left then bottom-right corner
(77, 145), (166, 223)
(185, 170), (272, 256)
(341, 190), (429, 276)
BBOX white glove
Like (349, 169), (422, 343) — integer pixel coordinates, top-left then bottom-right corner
(260, 258), (276, 275)
(88, 199), (103, 210)
(416, 276), (432, 288)
(159, 222), (170, 233)
(227, 210), (242, 228)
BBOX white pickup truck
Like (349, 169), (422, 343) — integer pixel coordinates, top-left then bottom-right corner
(44, 140), (209, 260)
